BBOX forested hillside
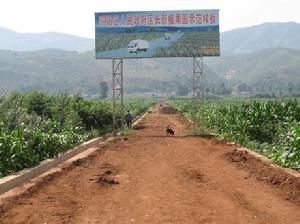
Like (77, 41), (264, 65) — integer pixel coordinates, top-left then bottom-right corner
(206, 48), (300, 94)
(0, 48), (300, 96)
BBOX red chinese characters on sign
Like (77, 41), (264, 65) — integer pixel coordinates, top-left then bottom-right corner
(140, 15), (147, 26)
(210, 13), (216, 24)
(182, 14), (188, 24)
(154, 15), (161, 25)
(99, 12), (217, 27)
(175, 14), (182, 24)
(148, 15), (153, 26)
(202, 14), (209, 24)
(126, 14), (134, 26)
(189, 14), (196, 24)
(161, 14), (168, 25)
(113, 15), (120, 26)
(134, 15), (140, 26)
(107, 16), (113, 26)
(168, 14), (175, 25)
(99, 16), (106, 26)
(195, 14), (202, 24)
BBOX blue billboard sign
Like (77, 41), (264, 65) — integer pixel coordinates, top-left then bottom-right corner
(95, 10), (220, 58)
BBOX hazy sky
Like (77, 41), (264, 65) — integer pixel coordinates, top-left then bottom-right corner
(0, 0), (299, 38)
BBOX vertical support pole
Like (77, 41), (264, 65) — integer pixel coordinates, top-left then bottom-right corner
(112, 58), (124, 136)
(192, 57), (204, 134)
(193, 57), (204, 99)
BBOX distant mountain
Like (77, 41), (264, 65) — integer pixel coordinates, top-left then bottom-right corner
(221, 22), (300, 55)
(1, 22), (300, 55)
(0, 28), (94, 52)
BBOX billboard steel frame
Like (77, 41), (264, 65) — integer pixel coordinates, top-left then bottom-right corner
(95, 9), (220, 136)
(111, 57), (205, 136)
(112, 58), (124, 136)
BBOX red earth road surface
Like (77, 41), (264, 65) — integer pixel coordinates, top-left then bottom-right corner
(0, 103), (299, 224)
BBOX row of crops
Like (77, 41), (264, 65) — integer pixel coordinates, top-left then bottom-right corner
(171, 99), (300, 170)
(0, 91), (153, 177)
(155, 31), (219, 57)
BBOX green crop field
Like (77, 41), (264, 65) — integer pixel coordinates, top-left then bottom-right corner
(171, 99), (300, 170)
(155, 31), (219, 57)
(0, 91), (153, 177)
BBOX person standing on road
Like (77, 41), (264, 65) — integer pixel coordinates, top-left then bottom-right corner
(125, 110), (133, 128)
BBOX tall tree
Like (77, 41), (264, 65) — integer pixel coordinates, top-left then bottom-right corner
(176, 85), (189, 96)
(99, 81), (108, 99)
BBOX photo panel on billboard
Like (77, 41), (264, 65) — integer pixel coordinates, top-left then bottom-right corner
(95, 10), (219, 59)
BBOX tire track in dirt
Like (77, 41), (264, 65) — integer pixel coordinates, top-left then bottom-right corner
(0, 103), (299, 224)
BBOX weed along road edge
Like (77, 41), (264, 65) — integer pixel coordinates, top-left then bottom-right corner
(0, 103), (300, 224)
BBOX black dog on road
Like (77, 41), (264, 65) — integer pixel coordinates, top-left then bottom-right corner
(166, 125), (175, 137)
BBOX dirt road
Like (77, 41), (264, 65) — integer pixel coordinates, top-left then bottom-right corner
(1, 104), (300, 224)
